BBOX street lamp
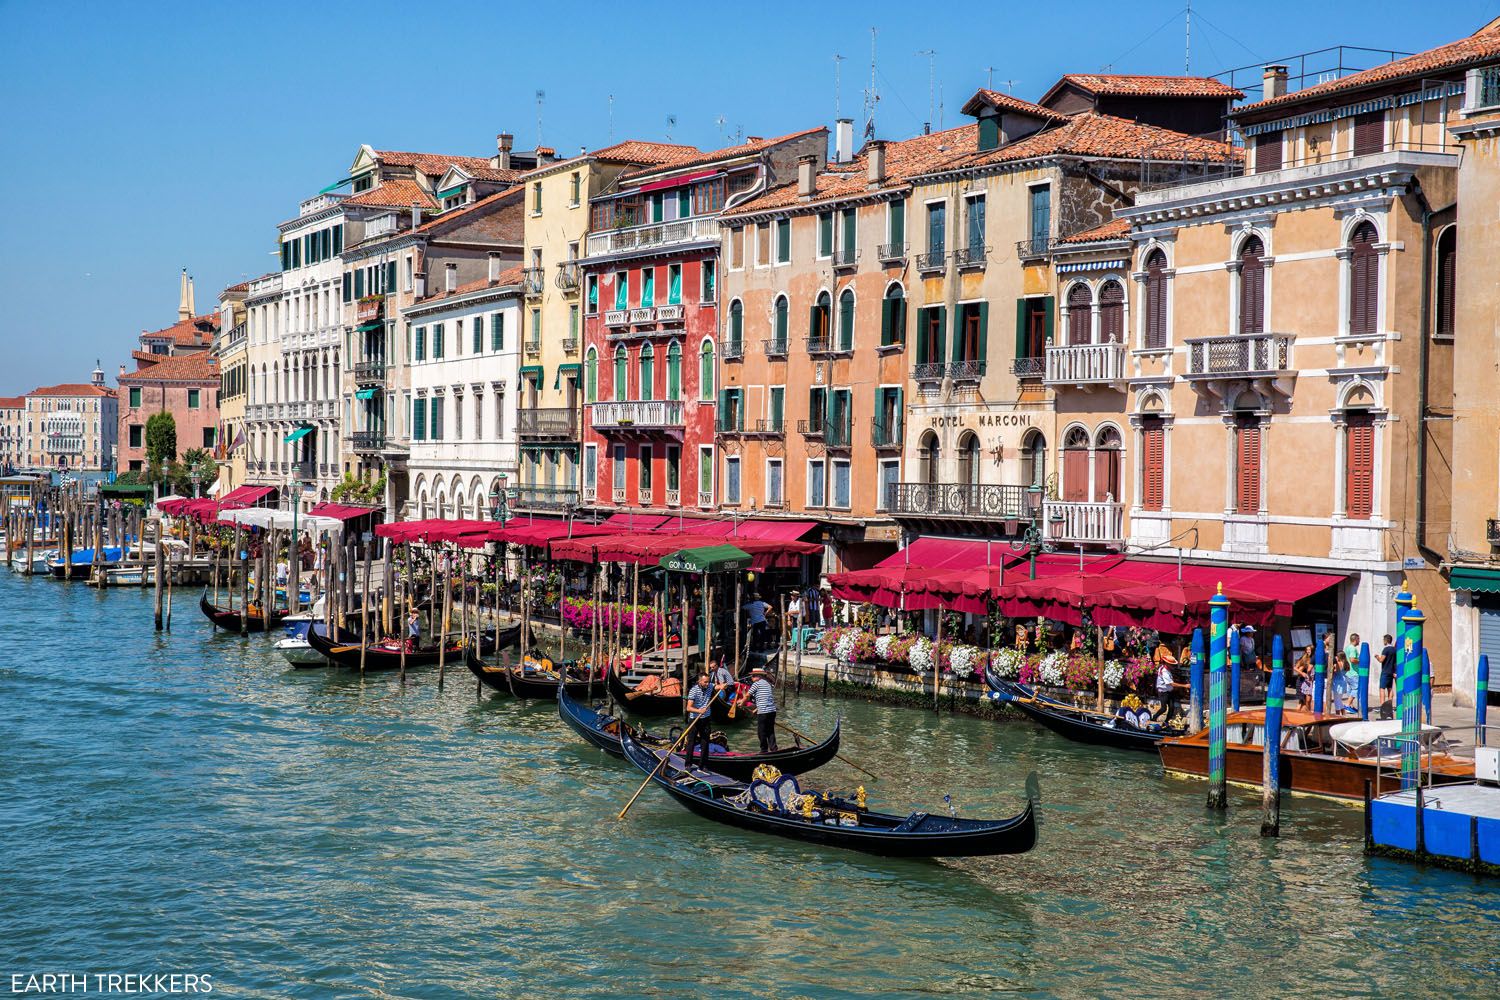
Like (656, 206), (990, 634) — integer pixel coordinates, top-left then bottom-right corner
(1010, 483), (1054, 580)
(489, 472), (511, 527)
(189, 468), (201, 499)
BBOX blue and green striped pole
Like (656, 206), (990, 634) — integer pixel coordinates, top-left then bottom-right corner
(1399, 608), (1425, 790)
(1260, 634), (1285, 838)
(1394, 581), (1413, 718)
(1313, 637), (1326, 716)
(1357, 641), (1371, 720)
(1208, 586), (1230, 811)
(1189, 627), (1205, 734)
(1421, 647), (1433, 725)
(1229, 625), (1242, 712)
(1478, 653), (1490, 731)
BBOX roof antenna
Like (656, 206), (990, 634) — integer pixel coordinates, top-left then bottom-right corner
(608, 94), (615, 141)
(917, 48), (936, 134)
(863, 27), (879, 140)
(715, 115), (727, 142)
(535, 90), (546, 149)
(1185, 0), (1192, 74)
(1000, 79), (1020, 94)
(666, 114), (678, 142)
(833, 53), (846, 119)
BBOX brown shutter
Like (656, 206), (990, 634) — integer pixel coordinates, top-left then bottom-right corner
(1255, 132), (1283, 172)
(1345, 414), (1374, 520)
(1239, 236), (1265, 334)
(1142, 421), (1164, 511)
(1353, 111), (1384, 157)
(1067, 284), (1092, 345)
(1092, 448), (1121, 502)
(1236, 417), (1261, 514)
(1436, 229), (1457, 337)
(1349, 222), (1379, 336)
(1099, 281), (1125, 342)
(1063, 446), (1090, 501)
(1145, 250), (1167, 349)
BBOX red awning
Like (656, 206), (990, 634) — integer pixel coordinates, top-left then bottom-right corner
(308, 503), (378, 521)
(601, 512), (674, 531)
(493, 519), (616, 548)
(635, 169), (719, 193)
(220, 485), (276, 507)
(735, 519), (818, 542)
(876, 537), (1005, 572)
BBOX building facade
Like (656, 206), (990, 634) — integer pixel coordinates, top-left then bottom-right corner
(24, 373), (118, 473)
(116, 352), (220, 475)
(215, 283), (249, 493)
(0, 396), (24, 472)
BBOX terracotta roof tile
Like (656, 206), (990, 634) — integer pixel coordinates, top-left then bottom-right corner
(623, 127), (828, 179)
(142, 315), (216, 347)
(460, 164), (524, 183)
(412, 185), (523, 235)
(949, 113), (1241, 170)
(1057, 218), (1131, 244)
(346, 178), (437, 210)
(1045, 73), (1244, 101)
(417, 267), (525, 305)
(588, 139), (701, 166)
(0, 396), (24, 409)
(120, 352), (219, 383)
(29, 383), (115, 398)
(1236, 20), (1500, 115)
(961, 89), (1069, 120)
(375, 150), (495, 178)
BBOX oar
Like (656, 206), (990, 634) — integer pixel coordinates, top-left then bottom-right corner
(619, 716), (702, 820)
(774, 720), (879, 781)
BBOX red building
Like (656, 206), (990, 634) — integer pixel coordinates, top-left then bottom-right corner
(577, 129), (825, 514)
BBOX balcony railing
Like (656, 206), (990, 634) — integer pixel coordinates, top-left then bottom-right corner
(723, 339), (744, 361)
(1184, 333), (1293, 377)
(555, 262), (580, 291)
(1012, 356), (1046, 380)
(754, 417), (785, 435)
(799, 416), (851, 447)
(638, 488), (654, 506)
(524, 340), (541, 356)
(807, 335), (833, 355)
(560, 338), (578, 353)
(1044, 500), (1124, 546)
(1470, 65), (1500, 111)
(913, 362), (946, 382)
(716, 414), (746, 434)
(584, 217), (720, 257)
(581, 485), (598, 503)
(665, 488), (681, 508)
(656, 304), (684, 323)
(698, 491), (714, 509)
(512, 486), (580, 512)
(949, 359), (985, 382)
(611, 486), (627, 504)
(871, 418), (903, 449)
(797, 417), (824, 439)
(353, 360), (387, 385)
(350, 431), (387, 453)
(833, 246), (858, 269)
(763, 337), (789, 357)
(878, 242), (907, 263)
(889, 482), (1030, 520)
(1045, 342), (1127, 386)
(956, 244), (987, 269)
(916, 248), (947, 272)
(591, 399), (685, 429)
(1016, 237), (1053, 260)
(629, 306), (656, 325)
(1487, 518), (1500, 546)
(522, 268), (545, 296)
(517, 407), (578, 439)
(604, 309), (630, 328)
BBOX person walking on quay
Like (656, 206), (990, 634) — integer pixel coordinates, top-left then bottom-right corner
(1379, 633), (1399, 718)
(743, 591), (771, 650)
(742, 666), (778, 752)
(685, 672), (715, 768)
(1294, 645), (1315, 711)
(1331, 650), (1353, 714)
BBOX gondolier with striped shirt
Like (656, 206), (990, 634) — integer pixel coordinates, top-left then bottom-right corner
(684, 672), (714, 768)
(743, 667), (778, 752)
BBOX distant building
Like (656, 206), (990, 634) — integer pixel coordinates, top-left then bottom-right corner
(0, 395), (24, 471)
(215, 282), (250, 493)
(24, 369), (118, 473)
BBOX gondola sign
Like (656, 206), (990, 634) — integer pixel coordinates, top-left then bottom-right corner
(658, 544), (751, 575)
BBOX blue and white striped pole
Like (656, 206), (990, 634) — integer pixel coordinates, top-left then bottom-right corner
(1357, 641), (1371, 720)
(1229, 625), (1242, 712)
(1260, 634), (1285, 838)
(1208, 586), (1230, 811)
(1189, 627), (1205, 734)
(1478, 653), (1490, 732)
(1399, 608), (1425, 790)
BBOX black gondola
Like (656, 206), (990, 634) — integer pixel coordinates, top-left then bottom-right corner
(464, 642), (590, 698)
(305, 618), (508, 670)
(605, 665), (746, 723)
(199, 592), (289, 633)
(986, 673), (1166, 753)
(558, 685), (841, 780)
(619, 730), (1037, 858)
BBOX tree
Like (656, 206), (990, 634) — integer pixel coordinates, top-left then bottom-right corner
(145, 411), (178, 472)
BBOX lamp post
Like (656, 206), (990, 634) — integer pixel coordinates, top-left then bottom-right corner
(489, 473), (511, 527)
(1012, 483), (1052, 580)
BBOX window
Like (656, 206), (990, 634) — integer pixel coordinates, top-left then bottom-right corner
(837, 289), (855, 351)
(808, 386), (826, 436)
(955, 302), (986, 363)
(1143, 250), (1168, 349)
(1345, 411), (1374, 519)
(1067, 283), (1093, 345)
(586, 275), (599, 315)
(649, 192), (664, 223)
(677, 189), (690, 219)
(1099, 281), (1125, 343)
(433, 323), (446, 360)
(1254, 131), (1283, 172)
(454, 393), (464, 440)
(1093, 426), (1122, 502)
(775, 219), (790, 263)
(699, 341), (714, 399)
(916, 306), (945, 365)
(773, 295), (789, 351)
(840, 207), (856, 261)
(767, 459), (784, 506)
(965, 194), (985, 254)
(585, 347), (598, 402)
(532, 182), (542, 213)
(404, 256), (414, 292)
(720, 387), (744, 432)
(1349, 221), (1380, 337)
(641, 269), (655, 307)
(530, 309), (541, 345)
(875, 386), (901, 446)
(415, 326), (427, 361)
(186, 388), (200, 409)
(495, 388), (505, 438)
(698, 445), (714, 503)
(768, 385), (785, 432)
(811, 291), (831, 348)
(830, 459), (850, 508)
(666, 444), (681, 492)
(491, 312), (505, 351)
(667, 264), (682, 305)
(613, 345), (628, 401)
(640, 444), (654, 492)
(881, 285), (906, 346)
(807, 459), (826, 507)
(639, 344), (655, 401)
(817, 212), (833, 257)
(700, 262), (715, 302)
(694, 177), (726, 214)
(472, 317), (483, 354)
(926, 201), (946, 254)
(666, 341), (682, 400)
(730, 226), (744, 269)
(1352, 111), (1384, 157)
(128, 387), (141, 408)
(756, 222), (771, 266)
(583, 444), (596, 490)
(569, 305), (579, 342)
(1238, 235), (1266, 334)
(430, 395), (444, 440)
(725, 456), (741, 504)
(569, 172), (581, 206)
(1029, 185), (1051, 247)
(828, 388), (850, 446)
(728, 300), (743, 352)
(412, 398), (427, 441)
(1436, 227), (1456, 338)
(613, 445), (627, 490)
(957, 432), (980, 486)
(1234, 412), (1262, 514)
(609, 271), (626, 312)
(1141, 418), (1165, 511)
(1021, 430), (1046, 490)
(1062, 426), (1091, 501)
(888, 200), (905, 250)
(128, 424), (142, 448)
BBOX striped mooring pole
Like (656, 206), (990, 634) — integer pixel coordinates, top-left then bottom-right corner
(1394, 580), (1413, 718)
(1189, 627), (1205, 734)
(1260, 634), (1286, 838)
(1357, 641), (1371, 720)
(1478, 653), (1490, 731)
(1229, 625), (1241, 712)
(1421, 648), (1433, 725)
(1313, 636), (1326, 716)
(1399, 607), (1425, 790)
(1207, 586), (1230, 811)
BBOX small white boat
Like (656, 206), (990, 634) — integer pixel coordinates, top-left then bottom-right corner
(12, 549), (55, 574)
(276, 636), (326, 667)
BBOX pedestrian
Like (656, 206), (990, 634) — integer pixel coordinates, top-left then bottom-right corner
(684, 671), (715, 768)
(1294, 645), (1315, 711)
(1155, 649), (1188, 719)
(1331, 650), (1352, 713)
(820, 587), (834, 628)
(803, 585), (820, 627)
(786, 591), (803, 641)
(1379, 633), (1399, 718)
(742, 666), (778, 752)
(1344, 632), (1361, 670)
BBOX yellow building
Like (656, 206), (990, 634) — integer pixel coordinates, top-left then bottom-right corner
(214, 282), (249, 494)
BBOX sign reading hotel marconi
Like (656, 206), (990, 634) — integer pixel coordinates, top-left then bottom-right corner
(356, 296), (383, 323)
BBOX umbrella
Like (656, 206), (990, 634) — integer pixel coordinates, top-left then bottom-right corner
(992, 572), (1141, 625)
(658, 543), (752, 575)
(1093, 580), (1277, 632)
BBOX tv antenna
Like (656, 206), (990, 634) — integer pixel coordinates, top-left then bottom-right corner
(862, 28), (880, 140)
(714, 115), (727, 142)
(608, 94), (615, 140)
(535, 90), (545, 148)
(1185, 0), (1192, 73)
(666, 114), (678, 141)
(917, 48), (936, 131)
(833, 53), (846, 118)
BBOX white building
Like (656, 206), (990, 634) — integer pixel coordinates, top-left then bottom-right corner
(402, 261), (525, 519)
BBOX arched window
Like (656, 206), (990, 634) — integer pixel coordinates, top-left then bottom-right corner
(882, 284), (906, 346)
(1238, 235), (1266, 334)
(1143, 249), (1168, 349)
(1093, 426), (1122, 502)
(639, 343), (655, 402)
(1436, 227), (1456, 338)
(919, 431), (940, 484)
(666, 341), (681, 400)
(773, 295), (789, 351)
(584, 346), (598, 403)
(1062, 426), (1091, 501)
(1349, 221), (1379, 336)
(699, 340), (714, 400)
(1099, 280), (1125, 343)
(728, 300), (744, 352)
(957, 431), (980, 486)
(837, 288), (855, 351)
(1067, 283), (1092, 345)
(1021, 430), (1047, 492)
(811, 290), (831, 348)
(613, 344), (628, 401)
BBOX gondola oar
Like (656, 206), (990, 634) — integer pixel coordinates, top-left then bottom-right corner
(618, 721), (699, 820)
(775, 720), (878, 781)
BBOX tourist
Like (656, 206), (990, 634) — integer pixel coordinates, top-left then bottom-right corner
(743, 666), (778, 751)
(1331, 651), (1352, 713)
(1379, 633), (1399, 717)
(820, 587), (834, 628)
(1294, 646), (1315, 711)
(1155, 652), (1188, 719)
(1344, 632), (1362, 671)
(684, 672), (715, 768)
(786, 591), (803, 634)
(803, 585), (821, 627)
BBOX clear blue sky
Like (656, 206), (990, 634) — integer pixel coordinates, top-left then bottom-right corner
(1, 0), (1493, 394)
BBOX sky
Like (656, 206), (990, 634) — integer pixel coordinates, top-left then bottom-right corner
(0, 0), (1494, 394)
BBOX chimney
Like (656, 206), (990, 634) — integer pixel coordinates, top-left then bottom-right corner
(867, 140), (887, 187)
(445, 263), (457, 293)
(411, 201), (423, 229)
(834, 118), (854, 164)
(488, 252), (501, 283)
(1263, 65), (1289, 101)
(496, 132), (514, 170)
(118, 364), (127, 380)
(797, 155), (817, 198)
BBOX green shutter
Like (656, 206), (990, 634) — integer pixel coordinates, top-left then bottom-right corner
(937, 305), (947, 362)
(977, 300), (989, 361)
(952, 306), (964, 365)
(413, 398), (426, 441)
(1042, 295), (1055, 346)
(777, 220), (790, 261)
(915, 308), (928, 363)
(386, 261), (396, 292)
(819, 212), (832, 255)
(808, 305), (819, 338)
(880, 298), (892, 346)
(839, 293), (854, 350)
(890, 201), (905, 248)
(354, 269), (364, 298)
(842, 208), (856, 253)
(1015, 298), (1028, 360)
(491, 313), (503, 351)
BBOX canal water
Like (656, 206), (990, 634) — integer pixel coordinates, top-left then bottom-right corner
(2, 571), (1496, 998)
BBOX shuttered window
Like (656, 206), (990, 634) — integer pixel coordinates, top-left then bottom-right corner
(1436, 227), (1457, 338)
(881, 287), (906, 346)
(1067, 283), (1092, 345)
(1352, 111), (1384, 157)
(1238, 235), (1266, 334)
(1349, 221), (1380, 336)
(1093, 448), (1121, 502)
(1345, 412), (1374, 520)
(1254, 131), (1283, 172)
(1143, 250), (1167, 349)
(491, 313), (504, 351)
(1062, 427), (1090, 502)
(1235, 416), (1261, 514)
(838, 289), (855, 351)
(1141, 419), (1165, 511)
(1099, 280), (1125, 342)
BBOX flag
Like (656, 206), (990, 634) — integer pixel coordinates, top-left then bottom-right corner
(230, 427), (247, 454)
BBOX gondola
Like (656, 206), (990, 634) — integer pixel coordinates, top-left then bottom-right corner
(620, 730), (1037, 858)
(986, 673), (1167, 753)
(304, 617), (505, 670)
(199, 591), (289, 633)
(462, 637), (579, 698)
(558, 684), (841, 780)
(606, 665), (747, 723)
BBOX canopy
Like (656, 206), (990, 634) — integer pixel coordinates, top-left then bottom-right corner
(733, 519), (818, 542)
(283, 427), (312, 443)
(217, 507), (344, 535)
(308, 502), (380, 521)
(219, 485), (277, 507)
(1093, 580), (1278, 631)
(491, 518), (615, 548)
(659, 544), (751, 574)
(354, 387), (378, 400)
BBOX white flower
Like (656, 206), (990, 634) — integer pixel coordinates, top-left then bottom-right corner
(875, 633), (896, 661)
(992, 647), (1025, 679)
(1103, 660), (1124, 689)
(949, 644), (980, 677)
(909, 638), (934, 674)
(834, 630), (860, 664)
(1038, 651), (1067, 687)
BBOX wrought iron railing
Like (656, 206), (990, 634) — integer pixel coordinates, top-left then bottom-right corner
(833, 246), (858, 268)
(871, 418), (902, 449)
(913, 362), (946, 382)
(877, 242), (906, 262)
(754, 417), (785, 435)
(916, 248), (946, 272)
(763, 337), (789, 356)
(522, 268), (545, 296)
(723, 339), (744, 361)
(716, 413), (745, 434)
(806, 335), (833, 354)
(956, 244), (987, 269)
(350, 431), (386, 452)
(797, 417), (824, 438)
(1488, 518), (1500, 546)
(1016, 237), (1052, 259)
(889, 482), (1030, 519)
(1184, 333), (1293, 376)
(517, 408), (578, 438)
(353, 360), (386, 384)
(949, 359), (985, 382)
(555, 262), (580, 290)
(1011, 356), (1046, 379)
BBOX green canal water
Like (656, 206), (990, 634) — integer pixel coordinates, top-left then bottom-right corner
(2, 571), (1496, 998)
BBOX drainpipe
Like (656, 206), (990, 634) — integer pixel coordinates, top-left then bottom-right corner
(1409, 183), (1443, 567)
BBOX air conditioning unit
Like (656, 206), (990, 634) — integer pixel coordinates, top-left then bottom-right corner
(1476, 745), (1500, 786)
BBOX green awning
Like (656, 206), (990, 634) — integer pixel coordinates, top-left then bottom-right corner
(354, 387), (379, 400)
(554, 363), (581, 390)
(355, 321), (383, 332)
(437, 184), (466, 200)
(659, 544), (752, 575)
(519, 365), (543, 383)
(319, 175), (355, 194)
(284, 427), (313, 443)
(1451, 566), (1500, 594)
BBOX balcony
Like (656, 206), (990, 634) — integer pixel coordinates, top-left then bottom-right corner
(560, 338), (578, 353)
(656, 304), (684, 323)
(889, 482), (1030, 520)
(807, 335), (834, 355)
(871, 418), (903, 450)
(799, 416), (850, 449)
(754, 417), (785, 436)
(604, 309), (630, 329)
(524, 340), (542, 357)
(1045, 342), (1126, 388)
(517, 407), (578, 439)
(581, 485), (597, 503)
(1489, 518), (1500, 546)
(698, 491), (714, 509)
(949, 359), (985, 383)
(612, 486), (627, 503)
(512, 486), (580, 512)
(591, 399), (685, 430)
(638, 488), (654, 506)
(916, 248), (947, 273)
(763, 337), (789, 357)
(1044, 500), (1124, 547)
(1011, 356), (1046, 380)
(522, 268), (545, 297)
(913, 362), (946, 383)
(1016, 237), (1053, 261)
(797, 417), (824, 439)
(723, 339), (744, 361)
(555, 262), (580, 291)
(955, 244), (987, 270)
(716, 413), (746, 435)
(352, 360), (387, 385)
(1183, 333), (1295, 398)
(665, 488), (681, 508)
(878, 242), (907, 263)
(629, 306), (656, 325)
(584, 217), (721, 258)
(833, 246), (858, 270)
(350, 431), (387, 453)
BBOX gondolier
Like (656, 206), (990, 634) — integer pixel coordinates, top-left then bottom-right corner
(743, 666), (778, 752)
(685, 672), (714, 767)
